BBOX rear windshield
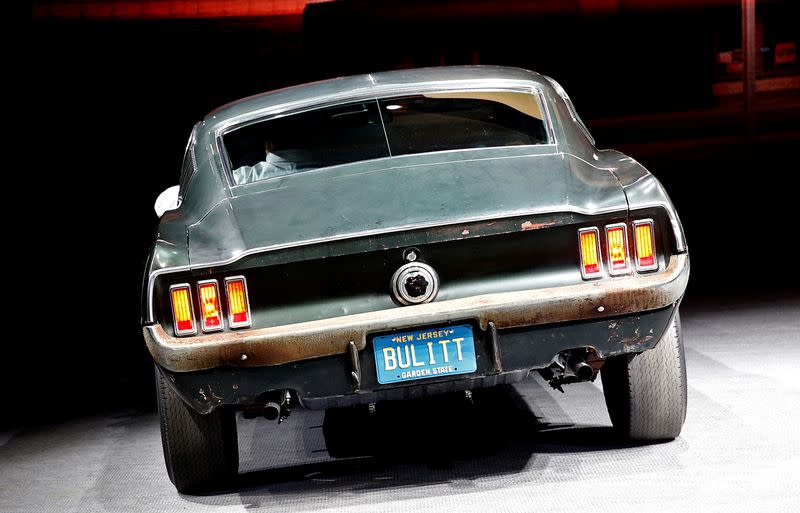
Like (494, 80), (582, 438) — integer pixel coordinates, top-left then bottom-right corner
(224, 91), (549, 186)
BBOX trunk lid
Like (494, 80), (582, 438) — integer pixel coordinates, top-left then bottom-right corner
(187, 147), (627, 266)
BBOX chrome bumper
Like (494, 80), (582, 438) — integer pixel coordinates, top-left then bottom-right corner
(144, 254), (689, 372)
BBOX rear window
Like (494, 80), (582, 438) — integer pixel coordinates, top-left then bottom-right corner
(224, 91), (549, 186)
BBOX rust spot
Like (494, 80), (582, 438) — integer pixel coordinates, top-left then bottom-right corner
(207, 385), (223, 403)
(520, 220), (556, 231)
(621, 335), (653, 352)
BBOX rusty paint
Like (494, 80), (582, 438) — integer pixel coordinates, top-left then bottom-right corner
(207, 385), (222, 401)
(520, 220), (556, 231)
(622, 334), (654, 347)
(144, 254), (688, 372)
(605, 319), (657, 353)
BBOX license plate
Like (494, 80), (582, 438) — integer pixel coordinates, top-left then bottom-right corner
(372, 324), (477, 384)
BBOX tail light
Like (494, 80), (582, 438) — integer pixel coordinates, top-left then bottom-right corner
(225, 276), (252, 328)
(197, 280), (223, 332)
(605, 223), (630, 275)
(578, 227), (603, 279)
(169, 284), (196, 336)
(633, 219), (658, 272)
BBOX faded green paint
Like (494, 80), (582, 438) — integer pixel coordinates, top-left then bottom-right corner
(187, 146), (628, 265)
(143, 66), (686, 323)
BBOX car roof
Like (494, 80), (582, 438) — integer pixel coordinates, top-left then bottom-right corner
(202, 65), (548, 133)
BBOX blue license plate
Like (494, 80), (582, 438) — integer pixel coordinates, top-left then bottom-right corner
(372, 324), (477, 384)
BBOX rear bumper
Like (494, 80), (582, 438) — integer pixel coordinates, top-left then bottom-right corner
(144, 253), (688, 373)
(146, 253), (688, 414)
(159, 305), (679, 413)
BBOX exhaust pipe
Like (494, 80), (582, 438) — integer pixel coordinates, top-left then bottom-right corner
(570, 360), (594, 382)
(542, 349), (599, 391)
(263, 401), (282, 421)
(242, 390), (295, 421)
(262, 390), (293, 422)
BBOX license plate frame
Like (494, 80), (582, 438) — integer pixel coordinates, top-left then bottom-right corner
(372, 324), (478, 385)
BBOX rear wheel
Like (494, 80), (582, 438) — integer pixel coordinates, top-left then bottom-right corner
(601, 312), (687, 441)
(156, 366), (238, 493)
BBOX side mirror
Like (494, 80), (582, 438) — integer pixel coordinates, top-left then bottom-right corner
(154, 185), (181, 217)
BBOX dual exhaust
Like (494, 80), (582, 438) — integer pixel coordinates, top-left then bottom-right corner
(249, 358), (594, 416)
(540, 349), (598, 392)
(570, 359), (594, 382)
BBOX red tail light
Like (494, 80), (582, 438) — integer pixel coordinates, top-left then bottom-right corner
(633, 219), (658, 272)
(197, 280), (223, 332)
(605, 223), (630, 275)
(225, 276), (251, 328)
(578, 227), (602, 279)
(169, 284), (196, 336)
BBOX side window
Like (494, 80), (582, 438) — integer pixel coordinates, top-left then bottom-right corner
(544, 76), (595, 146)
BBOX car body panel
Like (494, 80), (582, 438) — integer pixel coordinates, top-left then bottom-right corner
(143, 67), (687, 323)
(186, 146), (628, 266)
(141, 66), (689, 415)
(157, 305), (678, 414)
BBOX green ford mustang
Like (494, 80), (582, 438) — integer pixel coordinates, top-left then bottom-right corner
(142, 66), (689, 493)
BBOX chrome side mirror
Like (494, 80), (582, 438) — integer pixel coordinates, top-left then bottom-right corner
(154, 185), (181, 217)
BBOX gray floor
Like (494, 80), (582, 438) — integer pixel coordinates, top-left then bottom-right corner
(2, 297), (799, 513)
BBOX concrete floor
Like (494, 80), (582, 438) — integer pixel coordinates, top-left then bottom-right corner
(2, 297), (799, 513)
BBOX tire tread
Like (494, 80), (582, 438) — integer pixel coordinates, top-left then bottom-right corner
(156, 367), (238, 493)
(601, 313), (687, 441)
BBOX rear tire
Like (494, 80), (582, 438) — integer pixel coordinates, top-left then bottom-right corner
(601, 312), (687, 441)
(156, 366), (238, 493)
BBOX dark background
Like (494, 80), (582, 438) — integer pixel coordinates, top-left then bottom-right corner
(22, 0), (798, 424)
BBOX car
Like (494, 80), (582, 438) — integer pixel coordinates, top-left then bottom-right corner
(142, 65), (689, 493)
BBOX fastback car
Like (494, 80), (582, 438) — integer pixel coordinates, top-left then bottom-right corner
(143, 66), (689, 493)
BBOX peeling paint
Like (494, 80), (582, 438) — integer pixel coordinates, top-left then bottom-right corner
(207, 385), (223, 403)
(520, 220), (556, 231)
(621, 335), (654, 347)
